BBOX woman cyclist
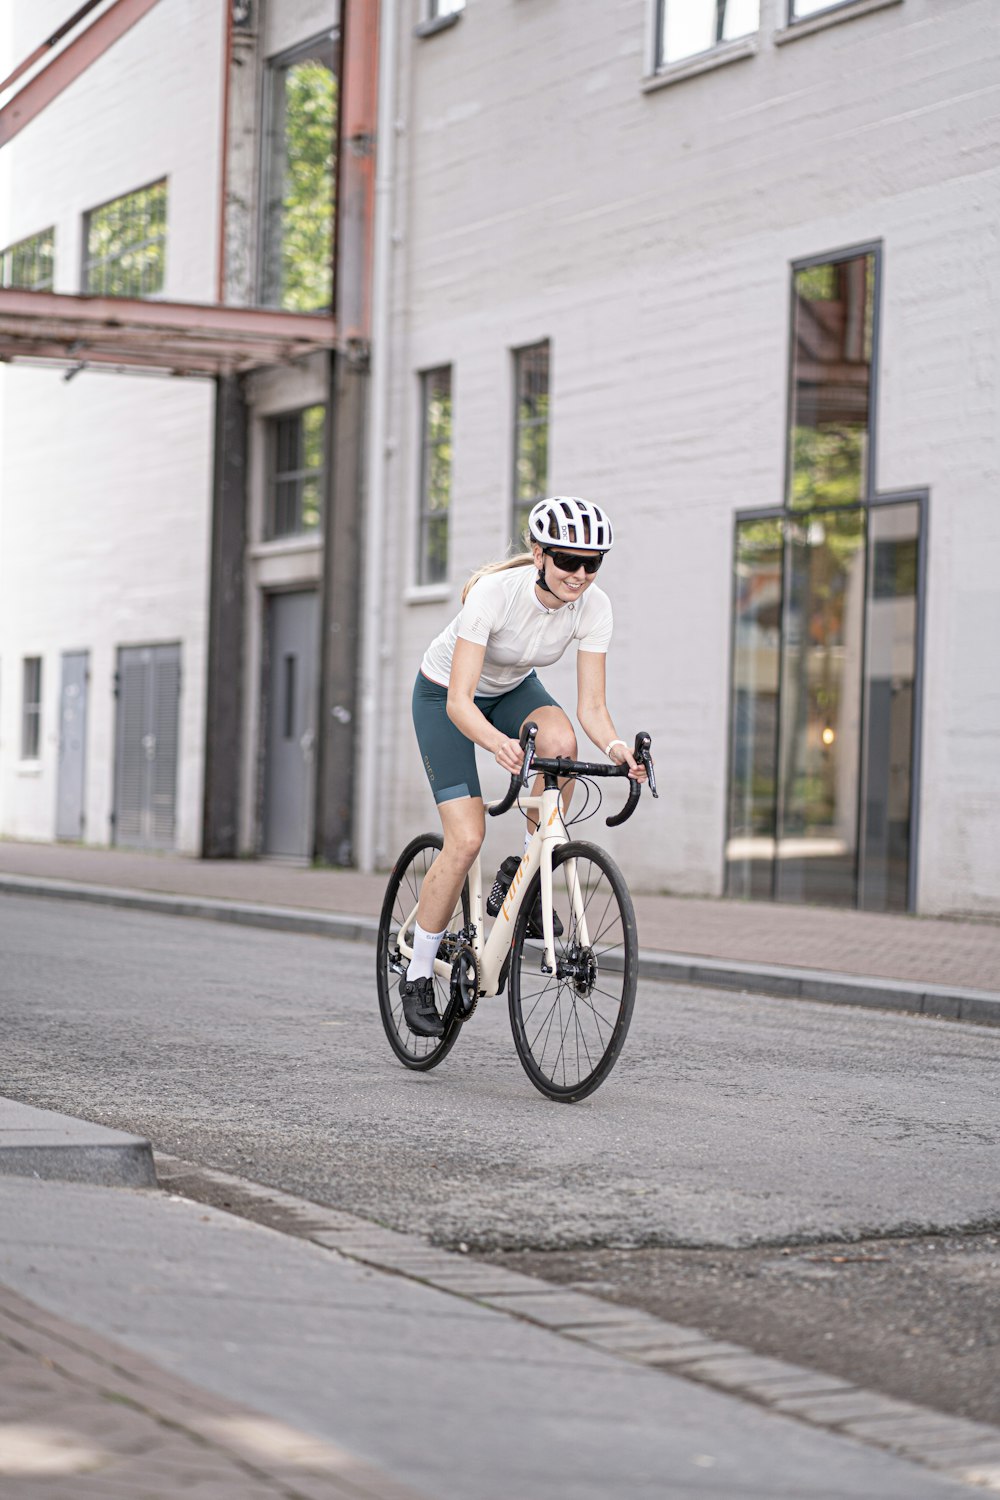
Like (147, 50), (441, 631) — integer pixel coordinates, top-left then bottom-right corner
(401, 495), (646, 1039)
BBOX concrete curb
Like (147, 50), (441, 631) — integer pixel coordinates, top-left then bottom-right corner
(156, 1154), (1000, 1495)
(0, 1098), (157, 1188)
(3, 871), (998, 1027)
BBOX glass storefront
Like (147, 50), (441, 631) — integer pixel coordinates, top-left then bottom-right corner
(725, 246), (923, 912)
(725, 501), (921, 911)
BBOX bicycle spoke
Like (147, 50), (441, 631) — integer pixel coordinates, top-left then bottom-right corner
(509, 842), (637, 1100)
(377, 835), (467, 1073)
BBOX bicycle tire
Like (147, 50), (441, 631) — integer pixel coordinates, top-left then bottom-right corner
(377, 833), (468, 1071)
(508, 840), (637, 1102)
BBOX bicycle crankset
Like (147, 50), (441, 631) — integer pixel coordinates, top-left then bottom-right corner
(449, 944), (480, 1022)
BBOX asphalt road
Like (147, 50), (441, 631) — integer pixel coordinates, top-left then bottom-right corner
(3, 893), (999, 1422)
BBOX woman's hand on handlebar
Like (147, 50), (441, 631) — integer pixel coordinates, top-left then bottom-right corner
(494, 735), (526, 776)
(608, 741), (647, 783)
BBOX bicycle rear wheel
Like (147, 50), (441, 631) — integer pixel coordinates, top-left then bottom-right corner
(377, 833), (469, 1070)
(508, 840), (637, 1102)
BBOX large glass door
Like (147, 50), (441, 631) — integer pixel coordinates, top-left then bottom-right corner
(858, 502), (920, 911)
(725, 500), (922, 911)
(776, 508), (865, 906)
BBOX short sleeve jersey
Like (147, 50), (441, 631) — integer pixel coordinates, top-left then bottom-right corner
(420, 566), (613, 696)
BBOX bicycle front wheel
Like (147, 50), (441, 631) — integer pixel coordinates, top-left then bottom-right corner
(509, 840), (637, 1102)
(377, 833), (468, 1071)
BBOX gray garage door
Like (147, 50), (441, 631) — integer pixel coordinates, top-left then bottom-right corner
(113, 643), (181, 849)
(263, 592), (318, 858)
(56, 650), (89, 841)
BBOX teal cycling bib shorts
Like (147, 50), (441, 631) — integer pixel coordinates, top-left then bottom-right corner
(412, 670), (560, 804)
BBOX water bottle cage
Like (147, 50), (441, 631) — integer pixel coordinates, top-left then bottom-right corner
(486, 855), (521, 917)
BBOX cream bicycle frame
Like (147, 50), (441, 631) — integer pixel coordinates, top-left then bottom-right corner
(395, 782), (591, 994)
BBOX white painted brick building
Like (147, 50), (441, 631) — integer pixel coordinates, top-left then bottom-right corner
(1, 0), (997, 918)
(0, 0), (224, 852)
(370, 0), (999, 917)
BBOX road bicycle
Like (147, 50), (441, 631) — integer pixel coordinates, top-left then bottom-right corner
(377, 723), (657, 1102)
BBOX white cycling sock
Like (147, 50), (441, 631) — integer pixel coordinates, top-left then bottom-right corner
(524, 827), (534, 854)
(406, 922), (446, 982)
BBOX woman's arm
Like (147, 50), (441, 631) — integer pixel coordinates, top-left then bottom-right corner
(447, 638), (524, 774)
(576, 651), (646, 781)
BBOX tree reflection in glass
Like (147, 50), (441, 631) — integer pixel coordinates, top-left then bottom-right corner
(789, 254), (874, 509)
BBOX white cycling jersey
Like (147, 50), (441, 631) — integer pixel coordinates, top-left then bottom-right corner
(420, 565), (613, 697)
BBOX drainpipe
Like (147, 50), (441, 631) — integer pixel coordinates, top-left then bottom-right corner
(355, 0), (398, 873)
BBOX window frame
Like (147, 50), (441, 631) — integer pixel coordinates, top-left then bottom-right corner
(784, 241), (882, 512)
(258, 29), (339, 313)
(510, 340), (551, 549)
(0, 227), (55, 290)
(416, 366), (453, 587)
(82, 179), (168, 299)
(653, 0), (760, 74)
(788, 0), (861, 22)
(21, 657), (42, 761)
(264, 404), (327, 541)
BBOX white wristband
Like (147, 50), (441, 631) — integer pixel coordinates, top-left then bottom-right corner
(606, 739), (628, 759)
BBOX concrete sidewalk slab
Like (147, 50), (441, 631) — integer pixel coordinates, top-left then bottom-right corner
(0, 1098), (155, 1188)
(0, 1170), (979, 1500)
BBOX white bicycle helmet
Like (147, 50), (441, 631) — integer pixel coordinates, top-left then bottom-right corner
(528, 496), (614, 553)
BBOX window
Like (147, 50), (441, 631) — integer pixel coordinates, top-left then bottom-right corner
(788, 251), (875, 508)
(511, 341), (550, 546)
(1, 228), (54, 290)
(261, 33), (339, 312)
(21, 658), (42, 760)
(266, 406), (326, 539)
(656, 0), (759, 67)
(83, 181), (167, 298)
(789, 0), (852, 18)
(417, 368), (453, 585)
(430, 0), (465, 15)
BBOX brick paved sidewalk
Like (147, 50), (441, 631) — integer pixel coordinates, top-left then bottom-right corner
(2, 838), (998, 994)
(0, 1283), (425, 1500)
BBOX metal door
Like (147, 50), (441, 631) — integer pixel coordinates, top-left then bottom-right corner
(114, 644), (181, 849)
(56, 651), (89, 840)
(263, 592), (318, 857)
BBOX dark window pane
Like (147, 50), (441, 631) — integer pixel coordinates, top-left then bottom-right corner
(512, 342), (550, 542)
(1, 227), (55, 290)
(775, 508), (866, 907)
(301, 405), (326, 470)
(300, 477), (321, 532)
(261, 36), (339, 311)
(789, 253), (874, 509)
(418, 367), (452, 584)
(859, 504), (920, 913)
(22, 657), (42, 760)
(659, 0), (759, 67)
(725, 518), (783, 899)
(267, 406), (326, 539)
(83, 181), (167, 299)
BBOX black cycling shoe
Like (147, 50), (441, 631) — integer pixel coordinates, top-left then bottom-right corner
(526, 895), (563, 942)
(399, 975), (444, 1038)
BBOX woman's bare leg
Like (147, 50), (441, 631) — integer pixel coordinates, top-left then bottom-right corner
(416, 795), (485, 932)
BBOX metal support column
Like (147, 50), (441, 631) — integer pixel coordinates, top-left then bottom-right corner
(202, 374), (248, 858)
(315, 347), (367, 865)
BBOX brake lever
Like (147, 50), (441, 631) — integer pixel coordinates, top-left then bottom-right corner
(520, 721), (537, 788)
(634, 731), (657, 798)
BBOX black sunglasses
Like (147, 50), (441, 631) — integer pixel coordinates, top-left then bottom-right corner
(545, 548), (603, 575)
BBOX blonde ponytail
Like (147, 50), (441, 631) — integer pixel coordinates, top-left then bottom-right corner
(461, 550), (535, 603)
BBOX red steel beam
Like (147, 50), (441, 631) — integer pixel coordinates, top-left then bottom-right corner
(0, 0), (105, 97)
(336, 0), (380, 344)
(0, 287), (335, 342)
(0, 0), (164, 149)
